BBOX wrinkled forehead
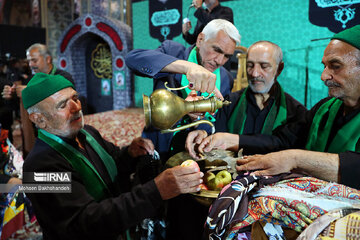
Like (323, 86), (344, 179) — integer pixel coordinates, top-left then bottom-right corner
(27, 49), (41, 58)
(247, 44), (277, 63)
(323, 40), (360, 62)
(326, 39), (359, 53)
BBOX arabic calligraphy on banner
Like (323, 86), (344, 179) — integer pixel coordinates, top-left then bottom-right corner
(149, 0), (182, 42)
(91, 43), (113, 79)
(310, 0), (360, 32)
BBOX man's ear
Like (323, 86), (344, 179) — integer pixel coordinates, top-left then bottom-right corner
(276, 61), (284, 76)
(29, 113), (46, 129)
(196, 32), (205, 48)
(46, 55), (52, 65)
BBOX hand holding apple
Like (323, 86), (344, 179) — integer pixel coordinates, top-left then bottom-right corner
(181, 159), (200, 172)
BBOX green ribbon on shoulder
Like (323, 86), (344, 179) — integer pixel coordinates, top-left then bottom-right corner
(227, 85), (287, 135)
(305, 98), (360, 153)
(38, 128), (118, 201)
(50, 66), (57, 75)
(180, 47), (222, 123)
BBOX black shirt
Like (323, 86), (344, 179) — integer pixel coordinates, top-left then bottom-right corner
(239, 97), (360, 189)
(214, 83), (307, 136)
(183, 4), (234, 44)
(23, 125), (163, 240)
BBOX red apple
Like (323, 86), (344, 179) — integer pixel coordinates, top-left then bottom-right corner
(199, 183), (208, 190)
(181, 159), (200, 172)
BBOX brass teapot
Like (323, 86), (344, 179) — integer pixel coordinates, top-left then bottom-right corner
(143, 89), (230, 133)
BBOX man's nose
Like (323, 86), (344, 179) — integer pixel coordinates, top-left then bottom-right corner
(215, 54), (225, 66)
(321, 67), (332, 82)
(249, 65), (261, 78)
(69, 99), (81, 112)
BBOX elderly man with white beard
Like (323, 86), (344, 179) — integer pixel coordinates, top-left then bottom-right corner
(186, 40), (307, 153)
(21, 73), (204, 240)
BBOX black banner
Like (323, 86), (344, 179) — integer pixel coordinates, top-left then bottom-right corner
(149, 0), (182, 42)
(309, 0), (360, 33)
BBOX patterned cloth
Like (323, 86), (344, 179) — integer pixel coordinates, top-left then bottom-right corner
(206, 176), (360, 240)
(206, 175), (260, 239)
(318, 210), (360, 239)
(297, 208), (360, 240)
(84, 109), (145, 148)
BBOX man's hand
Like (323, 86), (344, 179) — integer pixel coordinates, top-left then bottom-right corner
(192, 0), (203, 8)
(186, 132), (239, 159)
(186, 63), (224, 100)
(15, 84), (26, 98)
(195, 132), (239, 157)
(2, 84), (16, 100)
(128, 137), (154, 158)
(236, 150), (340, 183)
(161, 60), (223, 99)
(185, 130), (208, 159)
(185, 63), (220, 97)
(154, 166), (204, 200)
(182, 21), (192, 35)
(236, 151), (297, 177)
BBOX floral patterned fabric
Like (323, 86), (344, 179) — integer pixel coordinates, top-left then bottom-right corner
(206, 176), (360, 240)
(234, 178), (360, 233)
(84, 109), (145, 148)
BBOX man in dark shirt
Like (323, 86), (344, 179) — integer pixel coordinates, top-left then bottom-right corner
(182, 0), (233, 45)
(21, 73), (204, 240)
(186, 25), (360, 190)
(2, 43), (74, 99)
(222, 41), (306, 134)
(167, 40), (307, 240)
(187, 41), (306, 146)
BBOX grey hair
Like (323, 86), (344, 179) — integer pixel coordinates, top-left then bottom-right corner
(202, 19), (241, 45)
(354, 48), (360, 66)
(26, 43), (52, 59)
(27, 103), (52, 128)
(27, 103), (51, 119)
(248, 41), (283, 64)
(27, 103), (42, 115)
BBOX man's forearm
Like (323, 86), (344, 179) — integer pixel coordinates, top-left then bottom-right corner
(291, 149), (340, 182)
(161, 60), (192, 74)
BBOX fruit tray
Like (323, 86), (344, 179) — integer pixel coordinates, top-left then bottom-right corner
(166, 149), (238, 206)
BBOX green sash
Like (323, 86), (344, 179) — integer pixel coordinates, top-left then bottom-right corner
(227, 84), (287, 135)
(38, 128), (118, 201)
(305, 98), (360, 153)
(50, 66), (57, 75)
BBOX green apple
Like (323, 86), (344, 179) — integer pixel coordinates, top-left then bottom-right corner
(215, 170), (232, 189)
(206, 178), (218, 190)
(203, 172), (215, 184)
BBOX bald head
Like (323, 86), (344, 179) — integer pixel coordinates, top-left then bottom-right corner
(246, 41), (284, 94)
(248, 41), (283, 65)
